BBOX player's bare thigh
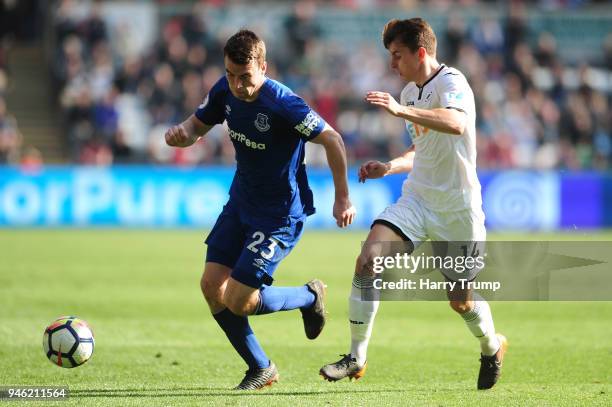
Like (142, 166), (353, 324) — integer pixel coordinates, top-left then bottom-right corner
(355, 224), (412, 276)
(200, 262), (232, 313)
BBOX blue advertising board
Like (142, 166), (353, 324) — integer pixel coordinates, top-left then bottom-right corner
(0, 166), (610, 230)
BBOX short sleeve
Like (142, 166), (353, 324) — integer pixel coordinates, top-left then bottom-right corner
(194, 77), (226, 125)
(438, 71), (472, 114)
(283, 94), (326, 141)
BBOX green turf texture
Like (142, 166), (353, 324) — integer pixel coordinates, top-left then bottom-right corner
(1, 230), (610, 406)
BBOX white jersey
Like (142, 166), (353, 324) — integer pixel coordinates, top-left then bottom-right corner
(400, 64), (482, 212)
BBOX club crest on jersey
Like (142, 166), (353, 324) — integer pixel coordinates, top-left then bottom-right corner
(225, 105), (231, 115)
(254, 113), (270, 132)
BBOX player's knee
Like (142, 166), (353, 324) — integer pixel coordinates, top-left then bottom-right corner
(201, 274), (224, 306)
(225, 297), (255, 317)
(355, 251), (377, 277)
(449, 300), (473, 314)
(354, 255), (366, 276)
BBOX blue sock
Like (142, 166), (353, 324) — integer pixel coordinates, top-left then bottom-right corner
(254, 285), (315, 315)
(212, 308), (269, 369)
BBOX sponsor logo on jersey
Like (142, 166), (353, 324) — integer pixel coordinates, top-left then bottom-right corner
(294, 111), (321, 137)
(406, 101), (415, 106)
(425, 92), (432, 101)
(254, 113), (270, 132)
(447, 92), (464, 102)
(228, 127), (266, 150)
(406, 122), (429, 139)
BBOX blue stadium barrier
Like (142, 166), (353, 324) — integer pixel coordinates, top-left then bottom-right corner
(0, 166), (610, 230)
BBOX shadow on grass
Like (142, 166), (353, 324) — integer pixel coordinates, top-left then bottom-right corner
(70, 387), (418, 398)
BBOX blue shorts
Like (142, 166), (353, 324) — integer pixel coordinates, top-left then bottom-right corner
(205, 201), (305, 288)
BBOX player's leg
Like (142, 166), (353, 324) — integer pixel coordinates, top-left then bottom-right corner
(203, 204), (274, 389)
(320, 196), (426, 382)
(201, 256), (271, 375)
(321, 195), (426, 381)
(320, 221), (414, 382)
(446, 282), (507, 389)
(256, 281), (326, 340)
(228, 223), (324, 339)
(215, 276), (277, 390)
(446, 282), (501, 358)
(200, 262), (231, 314)
(433, 209), (507, 389)
(351, 223), (409, 365)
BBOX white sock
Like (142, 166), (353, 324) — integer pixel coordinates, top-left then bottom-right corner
(349, 276), (380, 366)
(460, 292), (500, 356)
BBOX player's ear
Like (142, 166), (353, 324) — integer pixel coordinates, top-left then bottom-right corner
(418, 47), (426, 62)
(261, 60), (267, 75)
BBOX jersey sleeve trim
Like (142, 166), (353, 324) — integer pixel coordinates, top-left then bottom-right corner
(445, 106), (467, 114)
(194, 77), (227, 126)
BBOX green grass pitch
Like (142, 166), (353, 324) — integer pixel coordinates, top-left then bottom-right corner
(1, 229), (611, 406)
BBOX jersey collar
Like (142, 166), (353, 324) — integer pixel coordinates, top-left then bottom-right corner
(417, 64), (445, 99)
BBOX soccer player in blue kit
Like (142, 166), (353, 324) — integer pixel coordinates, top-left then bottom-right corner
(165, 30), (356, 390)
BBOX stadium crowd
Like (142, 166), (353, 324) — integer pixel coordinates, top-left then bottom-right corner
(32, 1), (612, 168)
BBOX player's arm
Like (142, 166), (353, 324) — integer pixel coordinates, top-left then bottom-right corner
(165, 114), (213, 148)
(358, 145), (415, 183)
(365, 91), (466, 135)
(310, 124), (356, 228)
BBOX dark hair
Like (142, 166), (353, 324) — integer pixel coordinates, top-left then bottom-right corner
(223, 29), (266, 65)
(382, 18), (436, 56)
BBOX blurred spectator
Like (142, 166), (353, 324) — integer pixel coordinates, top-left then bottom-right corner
(20, 146), (44, 172)
(0, 96), (22, 164)
(444, 14), (467, 65)
(110, 129), (135, 164)
(504, 1), (528, 61)
(0, 0), (43, 42)
(283, 0), (321, 63)
(93, 86), (119, 139)
(79, 135), (113, 166)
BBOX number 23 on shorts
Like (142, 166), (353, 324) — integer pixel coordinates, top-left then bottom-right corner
(246, 231), (279, 260)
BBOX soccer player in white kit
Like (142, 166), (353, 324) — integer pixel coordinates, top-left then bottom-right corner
(320, 18), (507, 390)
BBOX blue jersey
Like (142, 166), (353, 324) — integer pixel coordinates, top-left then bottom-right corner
(195, 77), (326, 219)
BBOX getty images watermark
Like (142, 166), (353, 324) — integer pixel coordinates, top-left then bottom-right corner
(358, 241), (611, 301)
(371, 250), (501, 292)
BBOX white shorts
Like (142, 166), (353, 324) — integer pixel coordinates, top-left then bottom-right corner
(374, 193), (486, 281)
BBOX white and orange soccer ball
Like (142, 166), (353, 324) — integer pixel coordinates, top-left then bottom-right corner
(43, 316), (94, 368)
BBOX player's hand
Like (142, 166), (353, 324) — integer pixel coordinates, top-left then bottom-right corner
(365, 91), (402, 116)
(358, 160), (391, 183)
(333, 197), (356, 228)
(165, 124), (196, 148)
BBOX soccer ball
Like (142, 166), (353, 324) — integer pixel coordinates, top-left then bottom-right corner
(43, 316), (94, 368)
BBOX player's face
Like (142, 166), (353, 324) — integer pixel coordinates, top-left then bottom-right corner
(388, 40), (422, 82)
(225, 57), (267, 102)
